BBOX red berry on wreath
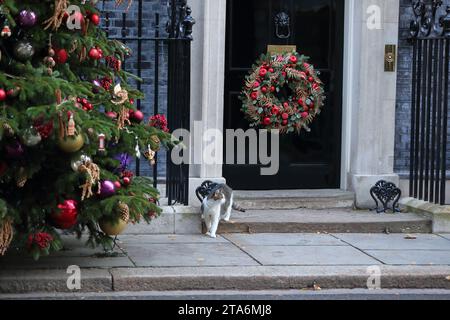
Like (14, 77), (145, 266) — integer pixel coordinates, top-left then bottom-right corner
(261, 87), (268, 93)
(263, 117), (271, 126)
(251, 92), (258, 100)
(283, 102), (289, 108)
(290, 55), (298, 64)
(282, 113), (289, 120)
(282, 120), (288, 125)
(269, 68), (274, 73)
(253, 81), (260, 88)
(282, 71), (287, 77)
(272, 106), (279, 115)
(298, 98), (304, 105)
(301, 112), (309, 118)
(308, 76), (314, 83)
(0, 89), (6, 101)
(90, 13), (100, 26)
(270, 86), (276, 92)
(259, 68), (268, 77)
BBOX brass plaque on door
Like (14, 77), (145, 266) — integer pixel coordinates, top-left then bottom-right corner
(267, 45), (297, 55)
(385, 45), (396, 72)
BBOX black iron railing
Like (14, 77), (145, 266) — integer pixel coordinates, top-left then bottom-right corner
(409, 0), (450, 205)
(101, 0), (194, 205)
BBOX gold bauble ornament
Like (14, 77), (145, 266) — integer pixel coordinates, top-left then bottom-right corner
(99, 202), (130, 236)
(99, 218), (128, 236)
(58, 134), (84, 153)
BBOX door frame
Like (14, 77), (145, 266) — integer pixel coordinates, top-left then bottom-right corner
(188, 0), (360, 191)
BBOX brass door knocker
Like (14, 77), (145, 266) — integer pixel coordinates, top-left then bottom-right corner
(275, 12), (291, 39)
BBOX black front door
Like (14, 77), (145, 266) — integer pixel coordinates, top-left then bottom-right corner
(224, 0), (344, 190)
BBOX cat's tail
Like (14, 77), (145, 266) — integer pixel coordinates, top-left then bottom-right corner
(232, 203), (246, 213)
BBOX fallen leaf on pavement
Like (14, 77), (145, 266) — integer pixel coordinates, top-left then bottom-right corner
(404, 235), (417, 240)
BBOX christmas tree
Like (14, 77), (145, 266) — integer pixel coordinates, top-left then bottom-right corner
(0, 0), (172, 260)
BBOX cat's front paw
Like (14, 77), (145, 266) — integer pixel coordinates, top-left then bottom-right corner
(209, 233), (217, 238)
(205, 232), (211, 237)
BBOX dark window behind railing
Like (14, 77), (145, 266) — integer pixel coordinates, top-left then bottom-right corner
(408, 1), (450, 205)
(100, 0), (194, 205)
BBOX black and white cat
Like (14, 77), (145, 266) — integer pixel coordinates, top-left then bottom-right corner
(196, 181), (246, 238)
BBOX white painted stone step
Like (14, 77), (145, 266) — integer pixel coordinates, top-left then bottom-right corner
(234, 189), (355, 210)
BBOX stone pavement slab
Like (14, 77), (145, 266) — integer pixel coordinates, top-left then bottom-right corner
(123, 243), (259, 267)
(440, 234), (450, 241)
(365, 250), (450, 265)
(222, 233), (345, 246)
(333, 234), (450, 250)
(240, 245), (380, 266)
(118, 234), (228, 244)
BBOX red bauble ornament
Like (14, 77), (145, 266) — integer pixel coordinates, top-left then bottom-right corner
(105, 111), (117, 119)
(90, 13), (100, 26)
(89, 48), (101, 60)
(130, 110), (144, 123)
(123, 177), (131, 186)
(250, 92), (258, 100)
(52, 200), (78, 230)
(0, 89), (6, 101)
(54, 49), (68, 64)
(114, 181), (122, 189)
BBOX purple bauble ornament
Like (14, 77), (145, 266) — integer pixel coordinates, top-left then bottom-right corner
(92, 80), (101, 93)
(99, 180), (116, 198)
(18, 10), (37, 27)
(5, 140), (25, 159)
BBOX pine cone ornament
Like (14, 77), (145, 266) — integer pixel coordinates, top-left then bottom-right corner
(117, 202), (130, 223)
(16, 167), (27, 188)
(2, 123), (14, 137)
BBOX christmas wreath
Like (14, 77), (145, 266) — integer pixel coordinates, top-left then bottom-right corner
(240, 52), (325, 134)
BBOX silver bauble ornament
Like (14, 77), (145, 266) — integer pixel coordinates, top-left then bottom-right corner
(71, 154), (92, 172)
(22, 127), (42, 147)
(14, 40), (35, 61)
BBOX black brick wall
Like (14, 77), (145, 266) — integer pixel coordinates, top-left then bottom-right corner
(100, 0), (169, 177)
(395, 0), (450, 177)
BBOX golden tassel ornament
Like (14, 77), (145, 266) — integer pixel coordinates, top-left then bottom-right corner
(43, 0), (69, 31)
(0, 218), (13, 256)
(16, 167), (28, 188)
(116, 0), (133, 11)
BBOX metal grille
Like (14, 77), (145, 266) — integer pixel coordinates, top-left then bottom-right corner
(101, 0), (194, 205)
(409, 1), (450, 205)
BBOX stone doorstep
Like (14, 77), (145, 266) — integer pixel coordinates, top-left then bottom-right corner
(234, 190), (355, 210)
(400, 197), (450, 233)
(2, 266), (450, 294)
